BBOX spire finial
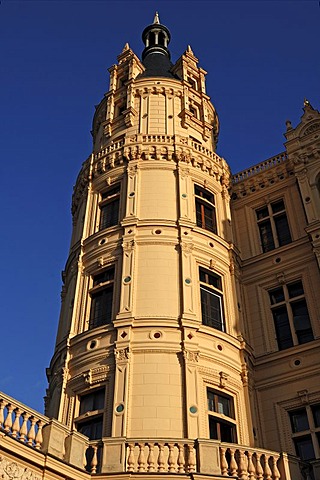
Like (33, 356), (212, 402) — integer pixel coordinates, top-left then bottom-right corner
(153, 12), (160, 24)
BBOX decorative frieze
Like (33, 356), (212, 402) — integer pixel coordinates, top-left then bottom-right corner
(0, 457), (41, 480)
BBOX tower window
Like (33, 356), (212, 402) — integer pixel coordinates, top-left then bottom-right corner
(256, 199), (292, 253)
(200, 267), (224, 331)
(195, 185), (217, 234)
(99, 185), (120, 230)
(207, 389), (237, 443)
(269, 280), (313, 350)
(289, 404), (320, 461)
(76, 388), (105, 440)
(89, 266), (115, 329)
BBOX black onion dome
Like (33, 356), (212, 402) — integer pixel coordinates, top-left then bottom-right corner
(139, 13), (180, 79)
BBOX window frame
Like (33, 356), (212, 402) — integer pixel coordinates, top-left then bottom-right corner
(89, 266), (115, 329)
(194, 185), (217, 234)
(98, 184), (121, 231)
(207, 388), (237, 443)
(75, 388), (105, 441)
(256, 199), (292, 253)
(289, 403), (320, 461)
(199, 267), (225, 332)
(268, 280), (314, 350)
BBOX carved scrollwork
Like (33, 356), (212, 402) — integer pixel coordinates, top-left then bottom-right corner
(0, 457), (41, 480)
(183, 350), (200, 363)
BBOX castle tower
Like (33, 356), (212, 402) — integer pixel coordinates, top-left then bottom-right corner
(45, 13), (255, 475)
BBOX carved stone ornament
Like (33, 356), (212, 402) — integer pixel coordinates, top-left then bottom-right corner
(0, 457), (41, 480)
(183, 350), (200, 363)
(115, 347), (131, 362)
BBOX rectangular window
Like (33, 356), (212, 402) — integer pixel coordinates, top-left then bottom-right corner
(207, 389), (237, 443)
(200, 268), (224, 331)
(99, 185), (120, 230)
(269, 281), (313, 350)
(76, 389), (105, 440)
(289, 404), (320, 461)
(89, 266), (115, 329)
(195, 185), (217, 234)
(256, 199), (291, 252)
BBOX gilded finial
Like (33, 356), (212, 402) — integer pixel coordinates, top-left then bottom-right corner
(153, 12), (160, 24)
(122, 43), (130, 52)
(304, 98), (313, 109)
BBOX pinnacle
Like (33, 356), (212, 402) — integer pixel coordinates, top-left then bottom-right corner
(153, 11), (160, 24)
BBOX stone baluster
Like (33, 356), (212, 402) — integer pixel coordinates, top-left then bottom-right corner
(238, 449), (248, 480)
(11, 408), (21, 438)
(137, 443), (146, 472)
(177, 444), (185, 473)
(19, 412), (28, 443)
(4, 403), (13, 432)
(90, 446), (98, 474)
(35, 420), (43, 449)
(220, 447), (229, 476)
(158, 443), (165, 472)
(247, 451), (256, 480)
(229, 448), (238, 477)
(187, 444), (196, 473)
(127, 444), (135, 472)
(168, 443), (176, 472)
(0, 400), (5, 428)
(147, 443), (155, 472)
(263, 454), (272, 480)
(271, 455), (280, 480)
(27, 416), (36, 446)
(255, 453), (264, 480)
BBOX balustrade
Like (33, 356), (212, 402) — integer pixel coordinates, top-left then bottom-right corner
(220, 446), (281, 480)
(0, 393), (48, 449)
(125, 440), (196, 473)
(232, 152), (287, 183)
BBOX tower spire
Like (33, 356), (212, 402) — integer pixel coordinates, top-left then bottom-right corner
(140, 13), (178, 78)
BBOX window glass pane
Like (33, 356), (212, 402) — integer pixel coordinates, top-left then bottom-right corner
(269, 287), (284, 305)
(259, 220), (275, 252)
(256, 206), (269, 220)
(271, 200), (285, 214)
(195, 185), (214, 203)
(201, 287), (224, 331)
(93, 267), (114, 286)
(272, 306), (293, 350)
(274, 214), (292, 246)
(200, 268), (221, 290)
(90, 287), (113, 328)
(290, 409), (309, 432)
(312, 404), (320, 427)
(220, 420), (237, 443)
(294, 436), (315, 461)
(78, 417), (103, 440)
(217, 395), (232, 418)
(291, 300), (314, 344)
(100, 198), (119, 230)
(207, 391), (215, 412)
(80, 389), (105, 415)
(101, 185), (120, 199)
(203, 204), (216, 233)
(287, 281), (304, 298)
(208, 417), (218, 440)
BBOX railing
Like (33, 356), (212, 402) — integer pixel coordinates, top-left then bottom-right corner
(0, 392), (48, 449)
(220, 445), (280, 479)
(126, 440), (196, 473)
(232, 152), (288, 183)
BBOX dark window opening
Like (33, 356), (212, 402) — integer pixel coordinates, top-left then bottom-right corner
(269, 281), (313, 350)
(200, 268), (224, 331)
(207, 389), (237, 443)
(256, 199), (291, 253)
(195, 185), (217, 234)
(89, 267), (115, 329)
(99, 185), (120, 230)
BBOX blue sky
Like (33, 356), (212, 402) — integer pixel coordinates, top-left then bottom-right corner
(0, 0), (319, 413)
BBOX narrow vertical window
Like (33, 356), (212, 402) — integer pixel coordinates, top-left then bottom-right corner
(89, 267), (115, 329)
(99, 185), (120, 230)
(269, 281), (313, 350)
(256, 199), (291, 252)
(207, 389), (237, 443)
(195, 185), (217, 233)
(76, 388), (105, 440)
(199, 268), (224, 331)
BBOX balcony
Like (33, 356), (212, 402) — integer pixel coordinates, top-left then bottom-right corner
(1, 392), (318, 480)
